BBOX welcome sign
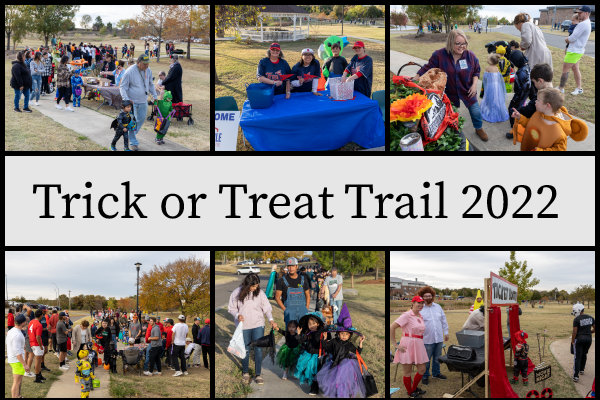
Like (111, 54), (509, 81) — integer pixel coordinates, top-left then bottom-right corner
(489, 272), (518, 306)
(215, 111), (240, 151)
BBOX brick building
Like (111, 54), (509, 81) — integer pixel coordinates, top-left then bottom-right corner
(390, 277), (429, 298)
(538, 5), (595, 26)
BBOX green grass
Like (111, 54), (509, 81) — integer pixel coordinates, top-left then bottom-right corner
(390, 302), (593, 398)
(215, 37), (385, 151)
(390, 31), (595, 123)
(215, 275), (385, 398)
(215, 275), (240, 284)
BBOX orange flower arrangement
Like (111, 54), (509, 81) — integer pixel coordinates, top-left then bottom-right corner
(390, 93), (433, 122)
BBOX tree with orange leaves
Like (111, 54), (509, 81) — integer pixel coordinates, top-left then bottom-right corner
(164, 5), (209, 60)
(130, 5), (176, 63)
(139, 255), (210, 319)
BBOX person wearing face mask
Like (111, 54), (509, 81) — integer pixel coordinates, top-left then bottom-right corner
(391, 296), (429, 399)
(416, 287), (449, 387)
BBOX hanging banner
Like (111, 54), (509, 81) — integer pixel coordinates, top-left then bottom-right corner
(215, 111), (240, 151)
(490, 272), (518, 306)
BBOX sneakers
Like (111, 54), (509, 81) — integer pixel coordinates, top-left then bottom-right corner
(111, 146), (117, 151)
(183, 371), (189, 376)
(282, 371), (287, 380)
(41, 366), (51, 372)
(160, 139), (166, 144)
(124, 148), (132, 152)
(580, 371), (585, 375)
(34, 378), (45, 384)
(153, 372), (161, 375)
(131, 145), (139, 151)
(573, 376), (579, 382)
(143, 371), (152, 376)
(66, 106), (74, 112)
(25, 371), (36, 378)
(559, 88), (565, 94)
(255, 376), (264, 384)
(60, 365), (70, 371)
(506, 132), (514, 139)
(432, 374), (447, 380)
(55, 104), (63, 110)
(422, 376), (429, 386)
(155, 138), (162, 145)
(35, 102), (40, 106)
(13, 108), (22, 113)
(241, 373), (251, 384)
(173, 371), (183, 377)
(413, 387), (426, 395)
(571, 88), (583, 96)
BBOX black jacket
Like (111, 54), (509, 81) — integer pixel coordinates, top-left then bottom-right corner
(72, 49), (81, 59)
(10, 60), (33, 90)
(161, 63), (183, 103)
(192, 323), (201, 345)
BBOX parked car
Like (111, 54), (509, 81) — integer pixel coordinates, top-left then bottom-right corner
(561, 20), (572, 31)
(236, 266), (260, 275)
(236, 261), (246, 266)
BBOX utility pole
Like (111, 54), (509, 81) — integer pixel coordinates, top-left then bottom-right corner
(68, 290), (71, 310)
(551, 5), (557, 31)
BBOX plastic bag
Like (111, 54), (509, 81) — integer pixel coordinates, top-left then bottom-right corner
(227, 321), (246, 359)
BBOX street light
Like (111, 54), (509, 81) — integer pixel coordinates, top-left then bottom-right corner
(135, 263), (142, 317)
(52, 283), (60, 309)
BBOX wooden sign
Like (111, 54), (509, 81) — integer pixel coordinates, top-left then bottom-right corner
(489, 272), (518, 306)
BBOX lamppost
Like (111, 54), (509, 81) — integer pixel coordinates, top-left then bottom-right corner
(53, 288), (57, 307)
(135, 263), (142, 317)
(52, 283), (60, 309)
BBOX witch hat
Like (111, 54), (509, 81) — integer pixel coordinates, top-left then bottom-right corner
(248, 329), (276, 364)
(298, 311), (325, 334)
(327, 303), (362, 336)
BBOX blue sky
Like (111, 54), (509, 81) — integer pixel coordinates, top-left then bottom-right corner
(390, 5), (559, 23)
(5, 251), (209, 300)
(390, 251), (595, 292)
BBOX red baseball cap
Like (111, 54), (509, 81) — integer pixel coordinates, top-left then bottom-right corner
(270, 43), (281, 50)
(352, 41), (365, 49)
(411, 296), (424, 302)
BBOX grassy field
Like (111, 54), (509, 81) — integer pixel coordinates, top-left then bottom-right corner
(5, 33), (209, 151)
(215, 37), (385, 151)
(226, 24), (386, 42)
(390, 302), (594, 398)
(216, 275), (385, 398)
(215, 275), (240, 284)
(390, 31), (595, 123)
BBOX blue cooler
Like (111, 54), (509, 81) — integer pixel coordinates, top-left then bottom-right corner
(245, 83), (275, 109)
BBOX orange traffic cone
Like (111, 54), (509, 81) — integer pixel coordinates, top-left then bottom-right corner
(317, 71), (326, 92)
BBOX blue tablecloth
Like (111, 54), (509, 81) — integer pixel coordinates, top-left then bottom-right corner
(240, 89), (384, 151)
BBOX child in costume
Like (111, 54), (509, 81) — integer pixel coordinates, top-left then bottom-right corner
(507, 50), (531, 129)
(275, 319), (301, 380)
(155, 90), (173, 145)
(70, 69), (84, 108)
(510, 330), (530, 386)
(316, 304), (367, 398)
(495, 45), (511, 84)
(480, 53), (510, 123)
(510, 88), (588, 151)
(104, 342), (119, 374)
(110, 100), (136, 151)
(265, 265), (278, 300)
(294, 311), (331, 395)
(75, 349), (97, 398)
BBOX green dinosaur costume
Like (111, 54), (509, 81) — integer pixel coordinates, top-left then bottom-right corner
(156, 90), (173, 140)
(321, 35), (344, 79)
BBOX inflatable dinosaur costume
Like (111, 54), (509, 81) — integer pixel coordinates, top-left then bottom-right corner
(156, 90), (173, 141)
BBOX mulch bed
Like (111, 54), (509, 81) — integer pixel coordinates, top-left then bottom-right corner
(395, 33), (472, 43)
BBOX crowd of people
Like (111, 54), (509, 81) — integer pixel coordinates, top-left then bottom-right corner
(228, 257), (368, 397)
(6, 303), (211, 397)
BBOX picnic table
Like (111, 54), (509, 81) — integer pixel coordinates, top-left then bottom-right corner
(239, 89), (384, 151)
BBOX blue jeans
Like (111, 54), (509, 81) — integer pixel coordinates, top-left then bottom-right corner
(144, 343), (151, 370)
(466, 101), (483, 130)
(30, 75), (42, 102)
(423, 342), (443, 378)
(332, 299), (343, 322)
(241, 326), (264, 375)
(112, 335), (117, 348)
(73, 57), (80, 61)
(130, 102), (149, 146)
(14, 88), (30, 110)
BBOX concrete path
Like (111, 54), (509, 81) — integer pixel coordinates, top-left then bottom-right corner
(391, 50), (595, 151)
(549, 337), (595, 398)
(31, 93), (192, 151)
(247, 297), (322, 398)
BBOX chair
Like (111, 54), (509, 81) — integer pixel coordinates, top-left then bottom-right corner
(215, 96), (239, 112)
(372, 90), (385, 122)
(184, 348), (195, 369)
(120, 347), (143, 376)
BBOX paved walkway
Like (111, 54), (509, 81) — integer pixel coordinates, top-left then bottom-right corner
(549, 337), (595, 398)
(30, 93), (192, 151)
(391, 50), (595, 151)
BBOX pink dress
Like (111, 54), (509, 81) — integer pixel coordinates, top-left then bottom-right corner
(393, 309), (429, 364)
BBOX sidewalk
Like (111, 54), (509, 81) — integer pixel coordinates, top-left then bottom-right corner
(391, 50), (595, 151)
(30, 94), (192, 152)
(248, 297), (323, 398)
(549, 338), (595, 398)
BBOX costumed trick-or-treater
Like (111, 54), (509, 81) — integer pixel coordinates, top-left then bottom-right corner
(274, 319), (301, 380)
(155, 90), (173, 145)
(391, 296), (429, 399)
(510, 87), (588, 151)
(496, 45), (512, 84)
(571, 303), (595, 383)
(469, 290), (485, 314)
(291, 48), (322, 96)
(265, 265), (278, 300)
(342, 41), (373, 98)
(316, 303), (367, 398)
(104, 342), (119, 374)
(294, 311), (331, 395)
(110, 100), (136, 152)
(507, 50), (531, 130)
(257, 43), (293, 100)
(75, 349), (98, 398)
(70, 69), (83, 108)
(510, 330), (530, 386)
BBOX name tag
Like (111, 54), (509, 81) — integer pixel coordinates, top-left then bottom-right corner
(459, 60), (468, 70)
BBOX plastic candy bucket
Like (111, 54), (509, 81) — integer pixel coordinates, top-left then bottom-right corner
(245, 83), (275, 109)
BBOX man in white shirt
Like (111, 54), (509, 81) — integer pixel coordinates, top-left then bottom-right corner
(559, 5), (592, 95)
(171, 315), (189, 377)
(417, 286), (449, 386)
(7, 314), (31, 398)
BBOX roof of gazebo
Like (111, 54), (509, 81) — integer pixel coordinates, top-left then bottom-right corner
(256, 5), (310, 16)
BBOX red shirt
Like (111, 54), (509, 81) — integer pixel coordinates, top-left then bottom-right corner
(7, 313), (14, 327)
(28, 319), (43, 347)
(157, 321), (164, 335)
(165, 326), (173, 348)
(145, 324), (152, 343)
(49, 314), (58, 334)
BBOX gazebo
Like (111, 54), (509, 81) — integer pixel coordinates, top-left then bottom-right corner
(239, 5), (310, 42)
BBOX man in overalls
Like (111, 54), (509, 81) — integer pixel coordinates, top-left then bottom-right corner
(274, 257), (311, 329)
